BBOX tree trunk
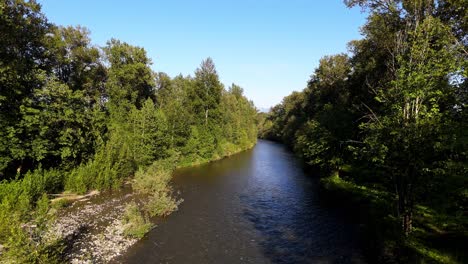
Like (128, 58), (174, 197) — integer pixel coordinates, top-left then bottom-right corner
(171, 123), (175, 147)
(402, 210), (413, 236)
(396, 173), (414, 236)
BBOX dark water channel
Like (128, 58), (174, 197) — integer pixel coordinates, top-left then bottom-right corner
(117, 140), (364, 264)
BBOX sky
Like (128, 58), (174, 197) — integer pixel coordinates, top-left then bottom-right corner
(38, 0), (367, 110)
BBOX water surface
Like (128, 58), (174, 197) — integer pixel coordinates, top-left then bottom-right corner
(117, 140), (363, 263)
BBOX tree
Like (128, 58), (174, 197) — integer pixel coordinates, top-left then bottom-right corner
(263, 54), (353, 175)
(191, 58), (223, 125)
(46, 26), (107, 106)
(360, 14), (464, 234)
(159, 75), (193, 149)
(154, 71), (172, 107)
(0, 0), (51, 177)
(19, 77), (101, 170)
(104, 39), (154, 110)
(130, 99), (169, 166)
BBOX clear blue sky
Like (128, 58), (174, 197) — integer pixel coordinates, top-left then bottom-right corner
(38, 0), (367, 110)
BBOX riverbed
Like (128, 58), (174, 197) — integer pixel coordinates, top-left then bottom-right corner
(115, 140), (364, 263)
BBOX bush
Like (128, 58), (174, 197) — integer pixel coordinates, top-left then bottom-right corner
(132, 159), (181, 217)
(133, 166), (171, 195)
(43, 169), (64, 194)
(122, 202), (152, 239)
(145, 191), (181, 217)
(0, 168), (63, 219)
(65, 164), (92, 194)
(0, 193), (64, 263)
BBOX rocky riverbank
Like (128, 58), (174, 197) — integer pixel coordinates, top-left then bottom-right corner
(46, 186), (143, 263)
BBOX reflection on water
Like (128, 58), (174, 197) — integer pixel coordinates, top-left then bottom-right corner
(116, 140), (364, 264)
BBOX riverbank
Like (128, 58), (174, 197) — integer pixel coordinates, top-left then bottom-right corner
(24, 142), (258, 263)
(320, 174), (467, 264)
(46, 186), (140, 263)
(176, 142), (257, 169)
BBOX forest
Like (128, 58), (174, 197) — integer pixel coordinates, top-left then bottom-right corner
(0, 0), (257, 262)
(258, 0), (467, 262)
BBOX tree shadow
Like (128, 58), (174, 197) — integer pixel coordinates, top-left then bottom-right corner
(240, 190), (364, 264)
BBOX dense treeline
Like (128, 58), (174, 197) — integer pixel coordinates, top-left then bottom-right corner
(0, 0), (257, 261)
(260, 0), (467, 262)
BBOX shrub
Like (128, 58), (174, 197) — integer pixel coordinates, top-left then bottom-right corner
(122, 202), (152, 239)
(0, 193), (64, 263)
(132, 159), (181, 217)
(133, 167), (172, 195)
(64, 164), (91, 194)
(145, 191), (181, 217)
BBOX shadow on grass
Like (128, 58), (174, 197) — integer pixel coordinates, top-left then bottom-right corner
(320, 174), (467, 264)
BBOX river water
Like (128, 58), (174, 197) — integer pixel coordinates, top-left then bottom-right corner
(116, 140), (364, 264)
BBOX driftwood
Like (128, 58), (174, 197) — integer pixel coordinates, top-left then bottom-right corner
(49, 190), (100, 203)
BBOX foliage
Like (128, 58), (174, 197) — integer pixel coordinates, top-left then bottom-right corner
(122, 201), (152, 239)
(145, 192), (180, 218)
(0, 186), (64, 263)
(129, 100), (170, 166)
(133, 159), (181, 217)
(0, 0), (51, 176)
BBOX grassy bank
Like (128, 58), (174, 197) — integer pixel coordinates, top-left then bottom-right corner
(320, 174), (467, 264)
(177, 141), (256, 168)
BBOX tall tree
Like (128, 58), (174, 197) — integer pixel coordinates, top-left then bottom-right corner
(191, 58), (223, 125)
(46, 26), (107, 106)
(104, 39), (154, 111)
(0, 0), (51, 176)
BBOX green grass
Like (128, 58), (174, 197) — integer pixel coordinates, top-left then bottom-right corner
(321, 172), (392, 207)
(406, 238), (456, 263)
(321, 174), (467, 264)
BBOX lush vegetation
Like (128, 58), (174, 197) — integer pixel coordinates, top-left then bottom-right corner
(0, 0), (257, 262)
(259, 0), (467, 262)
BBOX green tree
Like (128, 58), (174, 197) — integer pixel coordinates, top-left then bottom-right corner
(158, 75), (193, 149)
(191, 58), (223, 125)
(360, 14), (464, 235)
(0, 0), (51, 177)
(104, 39), (154, 111)
(46, 26), (107, 106)
(130, 99), (170, 166)
(19, 77), (100, 169)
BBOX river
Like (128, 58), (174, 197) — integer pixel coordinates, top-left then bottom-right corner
(116, 140), (364, 263)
